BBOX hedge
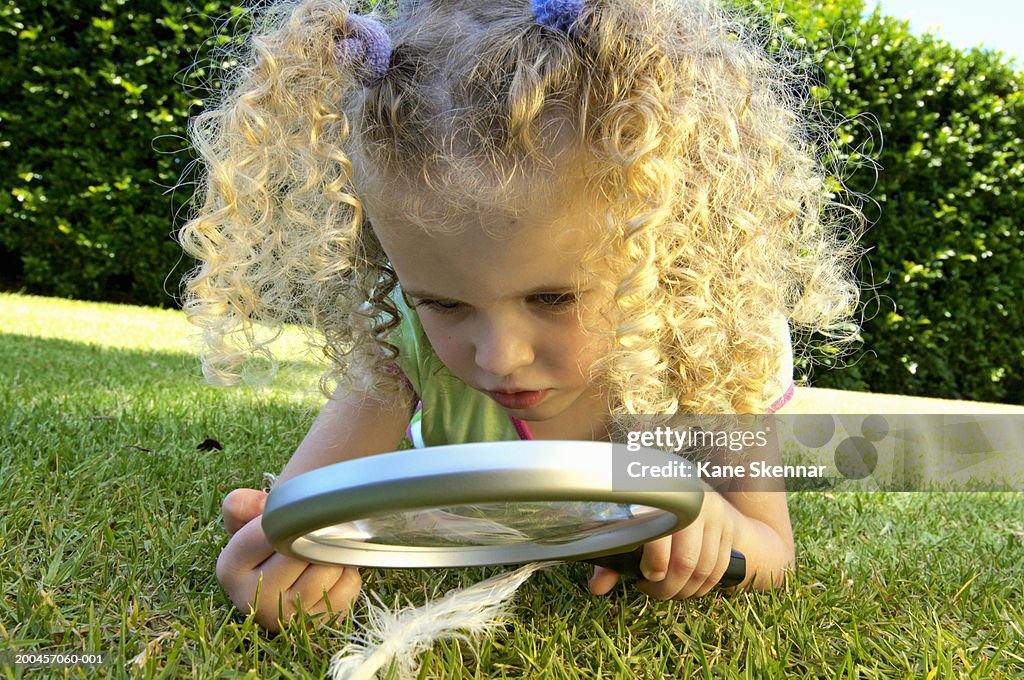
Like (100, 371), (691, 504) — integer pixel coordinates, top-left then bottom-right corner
(1, 0), (1022, 403)
(0, 0), (237, 304)
(759, 0), (1024, 403)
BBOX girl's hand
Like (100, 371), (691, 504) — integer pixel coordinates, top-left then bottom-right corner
(588, 490), (738, 599)
(217, 488), (361, 632)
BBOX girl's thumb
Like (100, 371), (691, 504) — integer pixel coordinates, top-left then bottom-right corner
(222, 488), (268, 536)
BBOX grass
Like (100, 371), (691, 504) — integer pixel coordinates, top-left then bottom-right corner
(1, 291), (1022, 678)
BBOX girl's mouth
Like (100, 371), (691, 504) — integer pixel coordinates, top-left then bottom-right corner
(485, 390), (550, 410)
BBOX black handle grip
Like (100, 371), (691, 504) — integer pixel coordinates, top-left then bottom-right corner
(586, 547), (746, 588)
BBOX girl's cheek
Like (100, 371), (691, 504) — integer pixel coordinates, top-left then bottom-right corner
(422, 325), (470, 373)
(548, 328), (605, 375)
(417, 317), (450, 352)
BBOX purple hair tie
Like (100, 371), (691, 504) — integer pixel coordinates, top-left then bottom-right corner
(334, 14), (392, 86)
(531, 0), (586, 33)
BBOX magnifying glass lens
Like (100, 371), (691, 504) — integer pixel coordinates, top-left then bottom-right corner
(306, 502), (664, 548)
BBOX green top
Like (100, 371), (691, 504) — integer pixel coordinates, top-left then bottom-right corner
(389, 290), (525, 446)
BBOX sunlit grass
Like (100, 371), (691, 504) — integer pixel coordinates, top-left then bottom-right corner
(1, 292), (1022, 678)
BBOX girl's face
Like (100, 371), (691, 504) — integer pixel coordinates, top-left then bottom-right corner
(365, 177), (614, 432)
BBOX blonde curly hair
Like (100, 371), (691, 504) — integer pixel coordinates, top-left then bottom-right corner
(179, 0), (862, 414)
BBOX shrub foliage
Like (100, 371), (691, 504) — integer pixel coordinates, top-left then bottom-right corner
(0, 0), (237, 304)
(758, 0), (1023, 403)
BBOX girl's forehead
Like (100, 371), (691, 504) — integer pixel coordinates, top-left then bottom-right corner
(366, 189), (601, 254)
(362, 165), (609, 297)
(359, 158), (604, 240)
(374, 198), (600, 305)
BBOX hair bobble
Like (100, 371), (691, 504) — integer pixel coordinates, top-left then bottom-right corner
(334, 14), (392, 86)
(531, 0), (586, 33)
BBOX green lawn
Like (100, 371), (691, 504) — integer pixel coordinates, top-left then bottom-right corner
(1, 292), (1022, 678)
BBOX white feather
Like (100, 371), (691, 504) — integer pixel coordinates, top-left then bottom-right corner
(329, 562), (552, 680)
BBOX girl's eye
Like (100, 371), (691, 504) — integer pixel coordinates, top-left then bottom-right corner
(416, 299), (461, 314)
(533, 292), (577, 308)
(414, 293), (576, 315)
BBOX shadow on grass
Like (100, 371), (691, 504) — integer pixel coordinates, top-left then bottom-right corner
(0, 332), (333, 663)
(0, 329), (330, 484)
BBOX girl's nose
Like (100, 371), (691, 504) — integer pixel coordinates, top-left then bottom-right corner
(474, 317), (535, 377)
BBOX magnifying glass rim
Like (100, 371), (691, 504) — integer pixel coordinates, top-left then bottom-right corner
(262, 440), (702, 568)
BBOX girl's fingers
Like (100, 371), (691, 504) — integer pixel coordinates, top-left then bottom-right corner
(269, 564), (362, 631)
(218, 514), (279, 571)
(587, 566), (620, 596)
(217, 496), (366, 632)
(675, 521), (721, 599)
(638, 534), (695, 600)
(638, 518), (708, 600)
(217, 526), (274, 602)
(220, 552), (313, 627)
(304, 566), (363, 619)
(222, 488), (268, 535)
(286, 562), (353, 609)
(217, 517), (310, 607)
(692, 538), (734, 598)
(685, 492), (734, 598)
(638, 535), (673, 582)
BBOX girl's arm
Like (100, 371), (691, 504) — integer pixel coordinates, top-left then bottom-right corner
(718, 442), (795, 591)
(707, 426), (795, 590)
(276, 383), (418, 484)
(590, 430), (795, 599)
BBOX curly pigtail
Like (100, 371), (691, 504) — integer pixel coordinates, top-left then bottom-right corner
(179, 0), (399, 396)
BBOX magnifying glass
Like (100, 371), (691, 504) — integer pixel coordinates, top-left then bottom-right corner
(262, 441), (745, 587)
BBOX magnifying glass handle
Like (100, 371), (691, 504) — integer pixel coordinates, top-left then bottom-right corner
(586, 547), (746, 588)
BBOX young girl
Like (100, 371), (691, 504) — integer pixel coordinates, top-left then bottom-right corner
(179, 0), (860, 632)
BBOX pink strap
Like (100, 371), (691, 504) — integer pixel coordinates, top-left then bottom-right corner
(509, 416), (534, 440)
(767, 382), (795, 413)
